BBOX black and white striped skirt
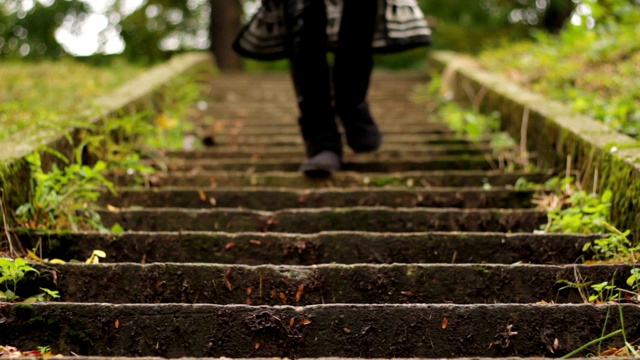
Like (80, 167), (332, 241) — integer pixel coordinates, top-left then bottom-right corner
(233, 0), (432, 60)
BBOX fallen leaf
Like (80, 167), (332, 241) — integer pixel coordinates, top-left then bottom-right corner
(198, 190), (207, 201)
(343, 327), (351, 334)
(442, 317), (448, 329)
(115, 319), (120, 328)
(107, 204), (120, 212)
(295, 285), (305, 302)
(246, 298), (252, 305)
(246, 287), (253, 296)
(250, 239), (261, 245)
(300, 318), (312, 325)
(553, 338), (559, 350)
(225, 242), (236, 250)
(290, 318), (295, 327)
(209, 197), (217, 206)
(279, 292), (287, 305)
(254, 343), (260, 350)
(600, 347), (619, 356)
(223, 268), (233, 291)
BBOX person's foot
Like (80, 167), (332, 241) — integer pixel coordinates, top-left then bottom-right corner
(299, 150), (342, 178)
(345, 122), (382, 153)
(339, 103), (382, 153)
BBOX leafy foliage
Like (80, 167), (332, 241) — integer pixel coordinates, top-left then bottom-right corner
(535, 176), (612, 234)
(0, 59), (143, 142)
(16, 146), (115, 233)
(480, 0), (640, 138)
(0, 257), (58, 302)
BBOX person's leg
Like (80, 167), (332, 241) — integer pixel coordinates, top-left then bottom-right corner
(333, 0), (381, 153)
(284, 0), (342, 176)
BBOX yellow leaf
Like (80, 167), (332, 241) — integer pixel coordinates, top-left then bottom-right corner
(155, 113), (178, 129)
(49, 259), (66, 264)
(93, 250), (107, 258)
(27, 249), (44, 262)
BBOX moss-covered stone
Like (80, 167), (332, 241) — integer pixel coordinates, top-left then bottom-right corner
(431, 50), (640, 236)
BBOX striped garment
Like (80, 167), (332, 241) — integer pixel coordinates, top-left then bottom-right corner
(233, 0), (432, 60)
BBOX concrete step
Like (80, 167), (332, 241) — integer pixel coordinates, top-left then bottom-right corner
(100, 187), (536, 210)
(198, 133), (495, 146)
(133, 170), (547, 189)
(18, 231), (595, 265)
(2, 303), (637, 358)
(27, 263), (630, 305)
(98, 207), (545, 233)
(158, 155), (494, 173)
(165, 144), (493, 160)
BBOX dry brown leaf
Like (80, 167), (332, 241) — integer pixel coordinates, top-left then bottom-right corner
(246, 287), (253, 296)
(279, 292), (287, 305)
(343, 327), (351, 334)
(295, 285), (305, 302)
(254, 343), (260, 350)
(442, 317), (448, 329)
(250, 239), (261, 245)
(223, 268), (233, 291)
(225, 242), (236, 250)
(115, 319), (120, 328)
(198, 190), (207, 201)
(290, 318), (295, 327)
(300, 318), (312, 325)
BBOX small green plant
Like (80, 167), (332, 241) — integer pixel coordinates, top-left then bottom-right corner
(0, 257), (37, 301)
(588, 281), (617, 303)
(535, 175), (612, 234)
(0, 257), (56, 302)
(16, 146), (115, 232)
(583, 223), (638, 263)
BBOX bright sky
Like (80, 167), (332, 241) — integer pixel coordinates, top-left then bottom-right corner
(54, 0), (145, 56)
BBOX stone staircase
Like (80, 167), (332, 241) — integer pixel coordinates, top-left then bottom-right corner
(4, 71), (638, 358)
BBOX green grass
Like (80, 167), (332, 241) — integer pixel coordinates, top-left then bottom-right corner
(0, 59), (144, 142)
(479, 15), (640, 138)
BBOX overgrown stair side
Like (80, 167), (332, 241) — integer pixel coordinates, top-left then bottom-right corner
(4, 71), (636, 358)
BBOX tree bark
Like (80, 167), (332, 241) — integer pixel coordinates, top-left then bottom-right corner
(210, 0), (243, 71)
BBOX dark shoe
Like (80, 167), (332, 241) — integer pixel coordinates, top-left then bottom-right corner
(299, 150), (342, 178)
(339, 103), (382, 153)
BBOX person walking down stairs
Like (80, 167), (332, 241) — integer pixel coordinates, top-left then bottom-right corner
(234, 0), (432, 177)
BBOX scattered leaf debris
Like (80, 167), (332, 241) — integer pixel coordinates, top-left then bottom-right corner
(223, 268), (234, 291)
(489, 324), (518, 349)
(295, 285), (305, 302)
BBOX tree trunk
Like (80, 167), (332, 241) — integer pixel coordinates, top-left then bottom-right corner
(210, 0), (243, 71)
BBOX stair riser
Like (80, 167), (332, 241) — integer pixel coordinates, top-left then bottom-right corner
(100, 189), (535, 210)
(3, 303), (638, 358)
(98, 208), (546, 233)
(30, 263), (630, 305)
(17, 232), (595, 265)
(131, 171), (547, 188)
(161, 159), (494, 173)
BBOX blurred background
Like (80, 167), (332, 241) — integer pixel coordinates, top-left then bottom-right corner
(0, 0), (637, 69)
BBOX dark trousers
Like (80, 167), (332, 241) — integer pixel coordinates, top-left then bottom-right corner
(284, 0), (378, 156)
